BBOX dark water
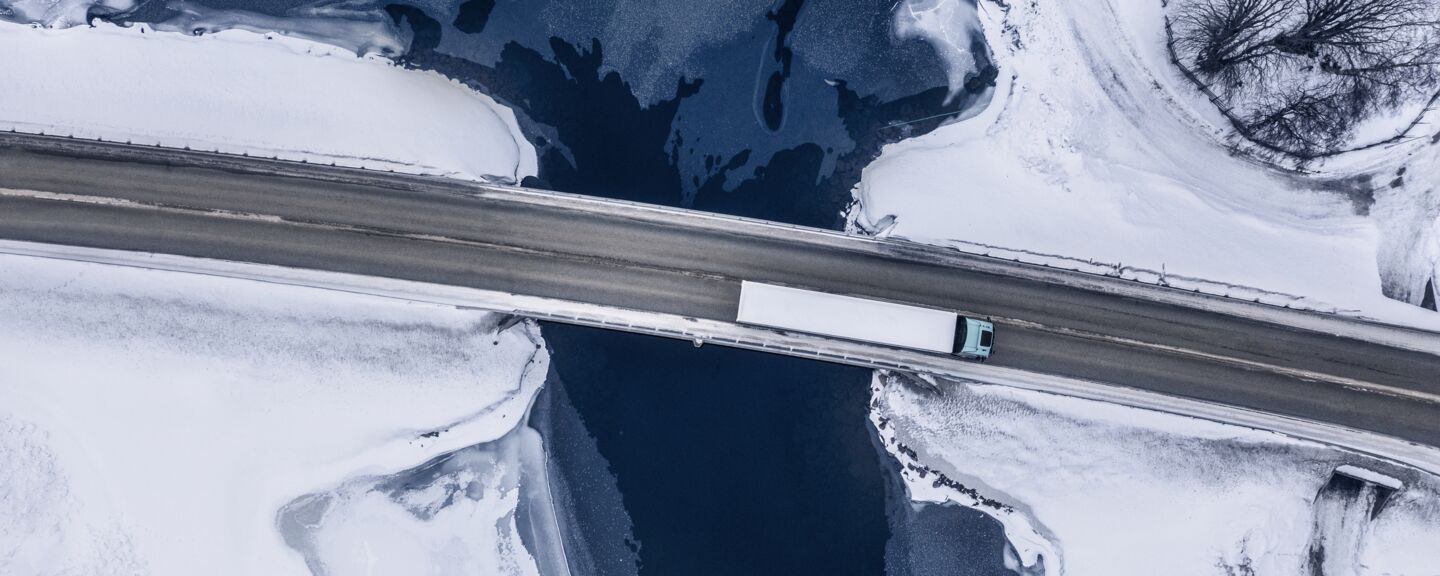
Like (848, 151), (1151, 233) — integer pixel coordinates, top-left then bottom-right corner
(529, 360), (644, 576)
(374, 0), (994, 227)
(541, 323), (1013, 576)
(884, 487), (1017, 576)
(105, 0), (1011, 572)
(541, 323), (889, 575)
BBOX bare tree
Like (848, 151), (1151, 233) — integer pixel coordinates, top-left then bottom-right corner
(1173, 0), (1293, 83)
(1243, 85), (1350, 152)
(1274, 0), (1434, 58)
(1279, 0), (1439, 91)
(1168, 0), (1440, 155)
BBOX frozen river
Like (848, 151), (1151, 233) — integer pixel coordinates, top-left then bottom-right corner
(328, 0), (1003, 571)
(13, 0), (1008, 572)
(540, 323), (1011, 576)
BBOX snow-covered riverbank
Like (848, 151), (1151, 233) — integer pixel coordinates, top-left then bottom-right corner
(0, 22), (548, 571)
(0, 252), (552, 575)
(0, 19), (535, 182)
(855, 3), (1440, 572)
(853, 0), (1440, 328)
(870, 372), (1440, 576)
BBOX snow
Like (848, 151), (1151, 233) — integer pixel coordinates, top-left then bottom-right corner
(0, 19), (536, 183)
(870, 372), (1440, 576)
(1346, 96), (1435, 148)
(279, 438), (542, 576)
(0, 250), (551, 576)
(2, 0), (131, 28)
(851, 0), (1440, 329)
(1329, 128), (1440, 314)
(737, 281), (958, 353)
(1359, 489), (1440, 576)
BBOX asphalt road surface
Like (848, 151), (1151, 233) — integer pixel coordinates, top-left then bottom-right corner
(2, 135), (1438, 447)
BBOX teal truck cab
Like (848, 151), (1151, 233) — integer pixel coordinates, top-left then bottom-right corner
(954, 317), (995, 360)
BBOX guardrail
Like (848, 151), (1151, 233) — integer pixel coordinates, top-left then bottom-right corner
(2, 129), (1438, 355)
(5, 238), (1436, 481)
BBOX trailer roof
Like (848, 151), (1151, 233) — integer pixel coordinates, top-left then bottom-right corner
(736, 281), (958, 353)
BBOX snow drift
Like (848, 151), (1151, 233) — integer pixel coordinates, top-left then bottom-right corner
(0, 252), (551, 575)
(0, 19), (536, 183)
(870, 372), (1440, 576)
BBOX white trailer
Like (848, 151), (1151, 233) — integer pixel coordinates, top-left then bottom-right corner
(735, 281), (994, 358)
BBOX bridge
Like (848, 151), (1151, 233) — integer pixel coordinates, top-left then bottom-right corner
(1, 132), (1437, 460)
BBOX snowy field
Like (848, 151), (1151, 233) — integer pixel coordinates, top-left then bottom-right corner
(0, 19), (536, 183)
(870, 372), (1440, 576)
(853, 0), (1440, 329)
(0, 252), (551, 575)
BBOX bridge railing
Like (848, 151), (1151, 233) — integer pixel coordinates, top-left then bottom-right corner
(2, 130), (1437, 353)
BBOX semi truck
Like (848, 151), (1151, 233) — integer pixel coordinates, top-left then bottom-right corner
(735, 281), (994, 360)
